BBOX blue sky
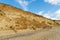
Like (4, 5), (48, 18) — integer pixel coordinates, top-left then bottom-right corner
(0, 0), (60, 20)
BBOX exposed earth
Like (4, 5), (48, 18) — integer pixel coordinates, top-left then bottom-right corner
(0, 3), (60, 40)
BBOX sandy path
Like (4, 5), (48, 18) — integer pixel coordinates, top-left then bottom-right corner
(0, 27), (60, 40)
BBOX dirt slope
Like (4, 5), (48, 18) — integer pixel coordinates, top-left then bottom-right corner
(0, 3), (60, 33)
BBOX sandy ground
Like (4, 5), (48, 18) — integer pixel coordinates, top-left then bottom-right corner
(0, 27), (60, 40)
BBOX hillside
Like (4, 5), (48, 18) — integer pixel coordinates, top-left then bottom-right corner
(0, 3), (60, 33)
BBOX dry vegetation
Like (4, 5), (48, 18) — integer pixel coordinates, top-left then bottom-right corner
(0, 3), (60, 33)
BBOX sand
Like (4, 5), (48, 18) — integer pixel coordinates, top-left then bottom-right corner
(0, 27), (60, 40)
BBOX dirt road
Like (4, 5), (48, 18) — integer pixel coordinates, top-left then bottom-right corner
(0, 27), (60, 40)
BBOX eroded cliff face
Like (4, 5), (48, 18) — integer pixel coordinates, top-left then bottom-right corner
(0, 3), (60, 32)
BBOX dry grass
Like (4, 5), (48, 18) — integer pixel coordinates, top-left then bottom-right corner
(0, 3), (60, 33)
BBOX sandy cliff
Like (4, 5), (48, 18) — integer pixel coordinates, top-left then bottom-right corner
(0, 3), (60, 39)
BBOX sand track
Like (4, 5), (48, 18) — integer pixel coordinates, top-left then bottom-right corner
(0, 27), (60, 40)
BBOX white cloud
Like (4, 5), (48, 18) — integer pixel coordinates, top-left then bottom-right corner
(44, 0), (60, 5)
(17, 0), (36, 11)
(43, 14), (51, 18)
(43, 13), (58, 20)
(55, 9), (60, 19)
(37, 11), (44, 15)
(17, 0), (28, 11)
(37, 11), (52, 19)
(37, 9), (60, 20)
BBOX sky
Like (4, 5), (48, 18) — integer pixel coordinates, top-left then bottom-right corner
(0, 0), (60, 20)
